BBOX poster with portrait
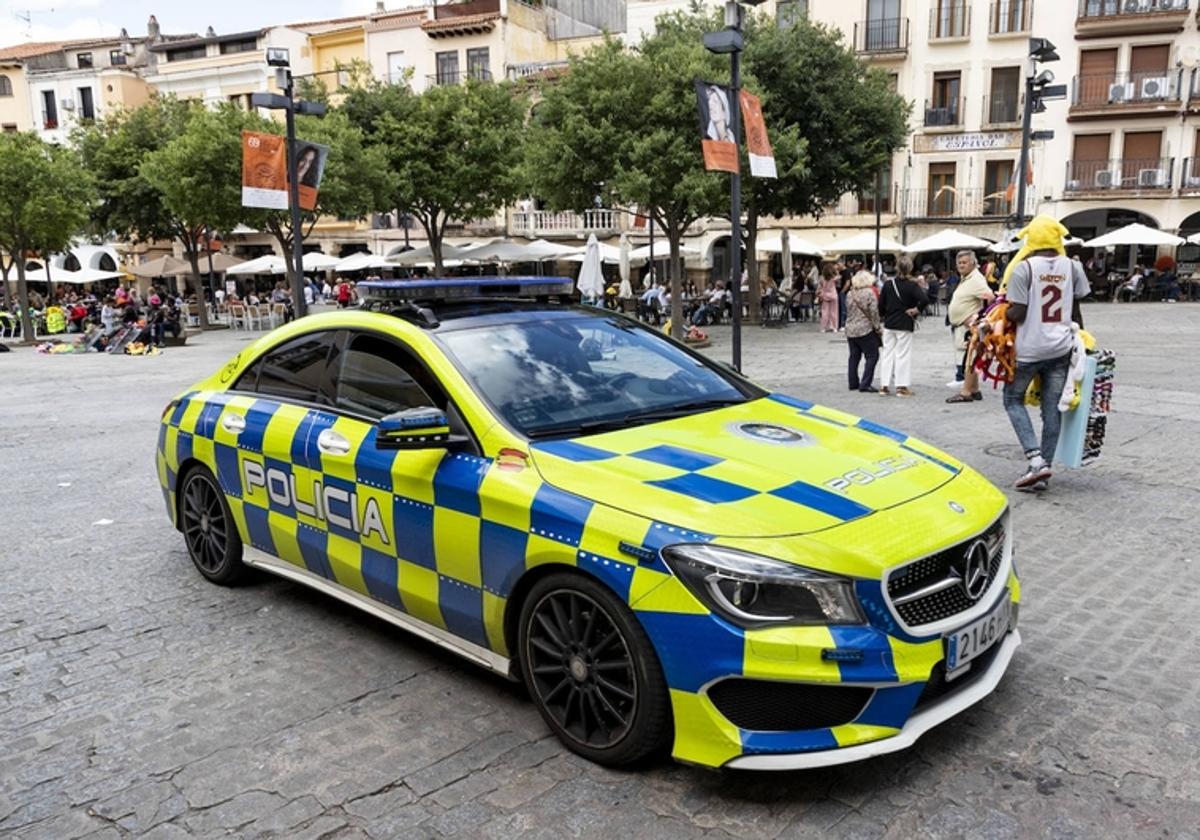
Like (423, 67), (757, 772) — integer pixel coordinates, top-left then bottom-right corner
(695, 81), (738, 174)
(738, 90), (776, 179)
(241, 131), (329, 211)
(292, 141), (329, 211)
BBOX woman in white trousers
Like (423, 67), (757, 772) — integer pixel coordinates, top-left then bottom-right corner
(877, 256), (928, 396)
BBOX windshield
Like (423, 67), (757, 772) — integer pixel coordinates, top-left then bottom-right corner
(436, 313), (752, 437)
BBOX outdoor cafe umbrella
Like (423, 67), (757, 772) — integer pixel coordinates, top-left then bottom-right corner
(564, 241), (623, 264)
(1083, 223), (1184, 248)
(905, 229), (993, 254)
(227, 255), (287, 275)
(826, 231), (909, 254)
(130, 255), (190, 278)
(1188, 232), (1200, 245)
(576, 234), (605, 304)
(388, 242), (482, 266)
(628, 243), (701, 262)
(618, 233), (631, 291)
(335, 252), (393, 273)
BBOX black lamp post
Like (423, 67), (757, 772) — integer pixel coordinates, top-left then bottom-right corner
(704, 0), (765, 373)
(1015, 38), (1065, 228)
(251, 47), (327, 318)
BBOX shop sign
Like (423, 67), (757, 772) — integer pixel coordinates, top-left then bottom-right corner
(914, 131), (1021, 153)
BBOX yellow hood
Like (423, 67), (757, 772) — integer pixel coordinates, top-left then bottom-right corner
(529, 395), (963, 539)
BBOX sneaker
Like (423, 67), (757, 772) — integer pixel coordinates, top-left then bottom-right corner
(878, 386), (891, 396)
(1018, 478), (1049, 494)
(896, 387), (914, 397)
(946, 379), (964, 388)
(1014, 463), (1052, 489)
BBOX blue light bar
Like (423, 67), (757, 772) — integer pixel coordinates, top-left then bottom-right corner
(359, 276), (574, 302)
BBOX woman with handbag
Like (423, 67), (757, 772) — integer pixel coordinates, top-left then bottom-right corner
(878, 256), (928, 397)
(845, 271), (882, 392)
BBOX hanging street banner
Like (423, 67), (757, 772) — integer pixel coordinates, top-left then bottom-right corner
(739, 89), (776, 179)
(242, 131), (288, 210)
(695, 81), (739, 174)
(241, 131), (330, 211)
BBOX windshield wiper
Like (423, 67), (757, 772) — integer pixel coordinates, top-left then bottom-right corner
(622, 397), (747, 423)
(525, 417), (635, 439)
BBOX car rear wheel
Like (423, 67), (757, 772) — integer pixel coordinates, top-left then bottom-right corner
(518, 572), (671, 767)
(179, 466), (246, 586)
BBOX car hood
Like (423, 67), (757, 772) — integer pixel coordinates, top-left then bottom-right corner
(527, 395), (964, 539)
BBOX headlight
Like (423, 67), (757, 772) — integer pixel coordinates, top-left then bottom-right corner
(661, 544), (864, 628)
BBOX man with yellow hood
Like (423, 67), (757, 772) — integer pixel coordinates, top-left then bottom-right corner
(1000, 215), (1090, 491)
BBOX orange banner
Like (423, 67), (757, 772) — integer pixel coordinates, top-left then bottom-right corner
(242, 130), (288, 210)
(739, 90), (776, 179)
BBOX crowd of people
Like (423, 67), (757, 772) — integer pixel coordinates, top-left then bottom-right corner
(1, 284), (185, 350)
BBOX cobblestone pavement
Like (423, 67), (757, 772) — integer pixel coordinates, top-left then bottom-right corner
(1, 302), (1197, 839)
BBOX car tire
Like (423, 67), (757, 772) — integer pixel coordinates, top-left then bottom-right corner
(178, 465), (246, 586)
(518, 572), (671, 767)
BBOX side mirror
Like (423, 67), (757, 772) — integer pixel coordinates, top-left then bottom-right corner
(376, 406), (466, 450)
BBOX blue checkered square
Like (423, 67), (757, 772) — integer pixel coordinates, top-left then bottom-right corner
(646, 472), (758, 504)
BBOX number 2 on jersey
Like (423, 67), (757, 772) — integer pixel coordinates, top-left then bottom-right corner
(1040, 283), (1064, 324)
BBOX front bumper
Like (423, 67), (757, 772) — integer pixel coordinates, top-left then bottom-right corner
(724, 629), (1021, 770)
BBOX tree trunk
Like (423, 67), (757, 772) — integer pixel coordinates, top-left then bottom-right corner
(0, 255), (10, 311)
(745, 201), (761, 325)
(15, 255), (35, 345)
(667, 224), (683, 340)
(184, 246), (212, 330)
(428, 213), (444, 275)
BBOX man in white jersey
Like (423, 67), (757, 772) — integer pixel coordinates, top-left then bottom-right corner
(1003, 239), (1090, 491)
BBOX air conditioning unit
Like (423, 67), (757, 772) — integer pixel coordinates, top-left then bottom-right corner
(60, 97), (75, 111)
(1123, 0), (1147, 11)
(1108, 82), (1133, 102)
(1184, 174), (1200, 188)
(1137, 168), (1168, 187)
(1139, 76), (1170, 99)
(1094, 169), (1119, 188)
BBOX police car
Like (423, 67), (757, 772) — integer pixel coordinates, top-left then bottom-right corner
(156, 277), (1020, 770)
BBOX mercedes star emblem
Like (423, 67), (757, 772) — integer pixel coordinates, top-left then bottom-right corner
(959, 540), (991, 602)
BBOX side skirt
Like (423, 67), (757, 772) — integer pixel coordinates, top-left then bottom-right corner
(243, 545), (515, 680)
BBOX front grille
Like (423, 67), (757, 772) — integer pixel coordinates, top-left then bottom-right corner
(913, 634), (1005, 710)
(886, 516), (1006, 628)
(707, 679), (873, 731)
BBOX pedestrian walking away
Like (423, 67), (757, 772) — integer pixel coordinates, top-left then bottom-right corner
(946, 250), (994, 404)
(877, 255), (928, 397)
(998, 216), (1090, 492)
(844, 270), (882, 392)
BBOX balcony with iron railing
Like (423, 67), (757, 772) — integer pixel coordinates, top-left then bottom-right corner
(901, 187), (1035, 220)
(989, 0), (1034, 35)
(1076, 0), (1190, 35)
(1065, 157), (1175, 193)
(427, 68), (493, 86)
(822, 184), (899, 216)
(853, 18), (910, 57)
(434, 0), (500, 18)
(506, 60), (569, 81)
(923, 98), (965, 129)
(982, 94), (1022, 126)
(929, 2), (971, 40)
(1181, 158), (1200, 192)
(510, 209), (617, 238)
(1071, 70), (1181, 116)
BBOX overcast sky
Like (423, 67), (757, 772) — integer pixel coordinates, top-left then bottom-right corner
(0, 0), (426, 48)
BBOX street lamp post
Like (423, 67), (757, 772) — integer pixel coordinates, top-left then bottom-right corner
(704, 0), (765, 373)
(251, 48), (327, 318)
(1015, 38), (1064, 228)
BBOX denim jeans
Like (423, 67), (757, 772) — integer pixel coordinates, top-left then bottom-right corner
(1003, 353), (1071, 460)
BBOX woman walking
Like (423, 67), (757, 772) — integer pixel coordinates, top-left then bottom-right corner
(817, 264), (839, 332)
(845, 270), (882, 392)
(878, 256), (929, 397)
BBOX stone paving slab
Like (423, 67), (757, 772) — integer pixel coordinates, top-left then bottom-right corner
(0, 302), (1196, 838)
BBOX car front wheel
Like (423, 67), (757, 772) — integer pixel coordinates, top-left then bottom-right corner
(518, 572), (671, 767)
(179, 465), (246, 586)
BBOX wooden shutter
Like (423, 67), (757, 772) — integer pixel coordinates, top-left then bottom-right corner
(1129, 45), (1169, 75)
(1078, 49), (1118, 104)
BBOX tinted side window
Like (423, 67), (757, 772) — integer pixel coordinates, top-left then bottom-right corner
(335, 334), (435, 419)
(256, 333), (334, 402)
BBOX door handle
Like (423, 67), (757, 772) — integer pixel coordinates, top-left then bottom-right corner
(221, 413), (246, 434)
(317, 428), (352, 456)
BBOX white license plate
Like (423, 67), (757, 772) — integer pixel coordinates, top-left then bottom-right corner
(944, 593), (1011, 676)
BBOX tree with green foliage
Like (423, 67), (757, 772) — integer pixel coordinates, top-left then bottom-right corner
(0, 132), (95, 342)
(527, 33), (729, 337)
(139, 103), (256, 327)
(246, 109), (395, 280)
(341, 78), (527, 273)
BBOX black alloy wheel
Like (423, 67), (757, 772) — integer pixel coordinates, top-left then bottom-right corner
(180, 466), (246, 585)
(518, 573), (670, 766)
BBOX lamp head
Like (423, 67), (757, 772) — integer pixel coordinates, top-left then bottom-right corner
(266, 47), (290, 68)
